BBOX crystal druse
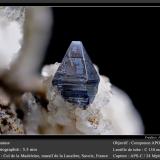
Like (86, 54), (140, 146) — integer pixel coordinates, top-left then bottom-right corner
(52, 41), (100, 107)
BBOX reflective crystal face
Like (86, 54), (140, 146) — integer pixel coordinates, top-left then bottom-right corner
(52, 41), (100, 108)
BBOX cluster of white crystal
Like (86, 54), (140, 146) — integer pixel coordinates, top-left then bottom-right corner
(41, 63), (144, 135)
(0, 7), (25, 71)
(21, 93), (43, 134)
(0, 7), (25, 24)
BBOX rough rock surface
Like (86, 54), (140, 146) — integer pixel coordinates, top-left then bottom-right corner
(0, 104), (24, 134)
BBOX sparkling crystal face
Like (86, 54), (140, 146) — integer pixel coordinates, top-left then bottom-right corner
(52, 41), (100, 108)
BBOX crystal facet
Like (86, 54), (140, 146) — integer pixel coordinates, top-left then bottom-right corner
(52, 41), (100, 108)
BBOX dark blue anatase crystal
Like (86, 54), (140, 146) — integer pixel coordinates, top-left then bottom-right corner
(52, 41), (100, 108)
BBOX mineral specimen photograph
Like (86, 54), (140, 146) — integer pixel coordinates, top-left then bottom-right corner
(0, 6), (158, 135)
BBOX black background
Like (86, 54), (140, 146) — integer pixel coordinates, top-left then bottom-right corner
(43, 7), (159, 134)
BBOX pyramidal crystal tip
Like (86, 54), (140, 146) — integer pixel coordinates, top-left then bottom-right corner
(52, 41), (100, 108)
